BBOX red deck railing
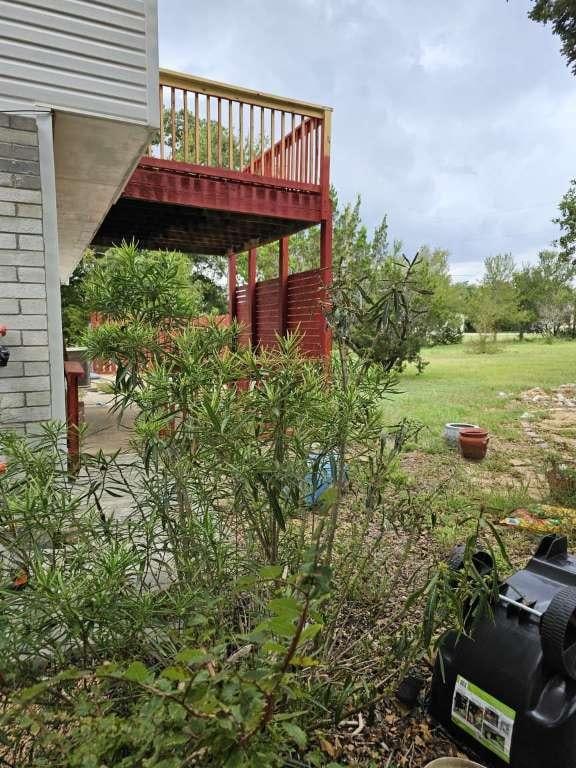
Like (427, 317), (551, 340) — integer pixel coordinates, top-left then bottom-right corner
(149, 69), (332, 189)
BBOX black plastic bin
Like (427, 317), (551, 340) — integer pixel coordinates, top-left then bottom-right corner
(430, 534), (576, 768)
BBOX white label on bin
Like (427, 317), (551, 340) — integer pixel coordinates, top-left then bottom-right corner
(451, 675), (515, 763)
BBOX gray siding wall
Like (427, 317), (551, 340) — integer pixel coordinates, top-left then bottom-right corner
(0, 0), (159, 127)
(0, 115), (58, 434)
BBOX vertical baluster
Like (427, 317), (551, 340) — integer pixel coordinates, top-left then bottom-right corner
(229, 100), (234, 169)
(314, 117), (319, 183)
(194, 92), (200, 164)
(295, 115), (300, 182)
(217, 97), (222, 166)
(286, 114), (291, 178)
(183, 90), (189, 162)
(159, 84), (164, 159)
(291, 113), (296, 180)
(280, 111), (285, 178)
(206, 96), (211, 166)
(260, 106), (265, 176)
(270, 110), (275, 177)
(239, 102), (244, 171)
(249, 104), (254, 173)
(305, 117), (310, 183)
(298, 115), (305, 181)
(170, 87), (176, 160)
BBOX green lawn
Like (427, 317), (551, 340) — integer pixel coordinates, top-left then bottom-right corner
(382, 338), (576, 447)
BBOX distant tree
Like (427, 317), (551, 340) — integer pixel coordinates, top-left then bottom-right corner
(483, 252), (516, 284)
(513, 263), (544, 338)
(161, 110), (251, 170)
(554, 178), (576, 263)
(469, 253), (525, 340)
(529, 0), (576, 75)
(535, 250), (575, 334)
(60, 251), (97, 346)
(236, 190), (378, 282)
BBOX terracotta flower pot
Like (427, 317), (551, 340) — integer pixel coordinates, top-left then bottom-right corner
(459, 427), (489, 461)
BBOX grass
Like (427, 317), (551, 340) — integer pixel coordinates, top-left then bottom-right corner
(382, 337), (576, 448)
(379, 336), (576, 564)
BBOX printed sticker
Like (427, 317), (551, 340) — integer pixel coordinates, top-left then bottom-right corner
(451, 675), (515, 763)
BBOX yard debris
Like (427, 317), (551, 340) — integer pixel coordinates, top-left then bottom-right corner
(500, 505), (576, 534)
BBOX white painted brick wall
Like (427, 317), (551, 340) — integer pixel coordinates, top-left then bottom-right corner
(24, 361), (49, 376)
(0, 250), (45, 266)
(0, 117), (56, 433)
(20, 299), (46, 313)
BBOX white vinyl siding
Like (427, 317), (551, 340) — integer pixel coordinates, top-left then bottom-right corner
(0, 0), (159, 126)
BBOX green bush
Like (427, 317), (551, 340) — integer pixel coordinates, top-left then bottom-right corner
(0, 243), (505, 765)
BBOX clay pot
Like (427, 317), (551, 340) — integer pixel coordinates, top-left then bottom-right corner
(459, 427), (489, 461)
(424, 760), (486, 768)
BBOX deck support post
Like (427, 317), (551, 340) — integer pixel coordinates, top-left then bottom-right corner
(247, 247), (257, 347)
(64, 361), (84, 475)
(279, 237), (289, 339)
(227, 250), (237, 322)
(320, 213), (333, 359)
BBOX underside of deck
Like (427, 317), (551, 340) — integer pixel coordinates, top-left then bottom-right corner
(93, 159), (322, 255)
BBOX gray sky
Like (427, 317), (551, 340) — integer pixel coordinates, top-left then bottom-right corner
(158, 0), (576, 281)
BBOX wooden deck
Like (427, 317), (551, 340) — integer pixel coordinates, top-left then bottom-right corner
(92, 69), (333, 358)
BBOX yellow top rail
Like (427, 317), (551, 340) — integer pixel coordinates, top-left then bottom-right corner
(160, 68), (332, 120)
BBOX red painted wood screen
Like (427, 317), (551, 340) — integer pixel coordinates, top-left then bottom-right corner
(286, 268), (326, 357)
(255, 278), (281, 349)
(234, 267), (326, 357)
(235, 285), (250, 347)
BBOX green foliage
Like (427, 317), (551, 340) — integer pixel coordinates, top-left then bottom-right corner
(60, 251), (98, 346)
(467, 253), (527, 339)
(0, 243), (507, 765)
(61, 246), (226, 348)
(1, 548), (331, 768)
(513, 250), (575, 337)
(317, 196), (463, 371)
(554, 178), (576, 264)
(84, 243), (202, 324)
(529, 0), (576, 75)
(238, 193), (463, 364)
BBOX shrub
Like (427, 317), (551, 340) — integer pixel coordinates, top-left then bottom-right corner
(427, 323), (464, 346)
(0, 244), (505, 765)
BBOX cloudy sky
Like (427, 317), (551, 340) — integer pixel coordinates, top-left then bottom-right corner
(158, 0), (576, 281)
